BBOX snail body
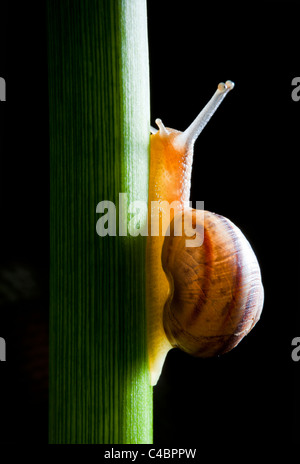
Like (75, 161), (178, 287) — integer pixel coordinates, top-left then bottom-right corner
(147, 81), (264, 385)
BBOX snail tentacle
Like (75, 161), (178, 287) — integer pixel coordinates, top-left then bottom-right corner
(176, 80), (235, 149)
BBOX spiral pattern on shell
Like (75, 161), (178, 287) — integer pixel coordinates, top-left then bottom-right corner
(162, 209), (264, 357)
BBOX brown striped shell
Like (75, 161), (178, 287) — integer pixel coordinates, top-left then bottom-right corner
(162, 209), (264, 357)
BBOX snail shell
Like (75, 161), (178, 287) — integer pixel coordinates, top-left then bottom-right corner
(162, 209), (264, 357)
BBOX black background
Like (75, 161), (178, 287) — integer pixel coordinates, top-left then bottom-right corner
(0, 0), (299, 450)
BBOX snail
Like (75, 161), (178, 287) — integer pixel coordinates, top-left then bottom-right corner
(146, 81), (264, 386)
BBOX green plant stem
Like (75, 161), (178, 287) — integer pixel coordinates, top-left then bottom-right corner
(47, 0), (152, 444)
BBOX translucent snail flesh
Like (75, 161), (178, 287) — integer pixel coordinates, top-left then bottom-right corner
(147, 81), (264, 385)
